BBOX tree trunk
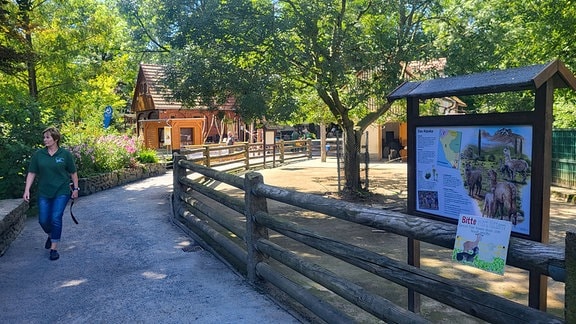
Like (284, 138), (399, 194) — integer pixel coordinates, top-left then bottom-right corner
(21, 3), (38, 99)
(320, 122), (326, 162)
(343, 126), (362, 192)
(26, 51), (38, 99)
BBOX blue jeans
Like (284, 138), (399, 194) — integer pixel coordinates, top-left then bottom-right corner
(38, 195), (70, 242)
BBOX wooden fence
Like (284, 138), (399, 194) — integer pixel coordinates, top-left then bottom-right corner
(171, 154), (574, 323)
(178, 139), (314, 171)
(173, 131), (575, 189)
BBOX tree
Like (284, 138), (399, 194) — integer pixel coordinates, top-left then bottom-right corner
(35, 0), (138, 124)
(0, 0), (29, 76)
(0, 0), (139, 126)
(137, 0), (439, 194)
(273, 0), (440, 192)
(0, 0), (38, 97)
(116, 0), (171, 57)
(0, 0), (140, 198)
(430, 0), (576, 126)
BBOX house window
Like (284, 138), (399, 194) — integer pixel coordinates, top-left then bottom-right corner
(140, 82), (148, 95)
(180, 128), (193, 146)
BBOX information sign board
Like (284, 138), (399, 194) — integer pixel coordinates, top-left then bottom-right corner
(415, 125), (532, 236)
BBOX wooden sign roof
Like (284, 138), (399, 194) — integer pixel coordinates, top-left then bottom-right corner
(388, 60), (576, 101)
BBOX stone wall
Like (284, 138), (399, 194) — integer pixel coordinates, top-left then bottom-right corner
(0, 199), (28, 256)
(78, 163), (166, 196)
(0, 163), (166, 256)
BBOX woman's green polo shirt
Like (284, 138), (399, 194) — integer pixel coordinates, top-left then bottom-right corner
(28, 147), (77, 198)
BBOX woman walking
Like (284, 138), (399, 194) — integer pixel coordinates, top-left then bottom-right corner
(23, 127), (79, 261)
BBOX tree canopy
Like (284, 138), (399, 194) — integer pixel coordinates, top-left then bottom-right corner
(428, 0), (576, 120)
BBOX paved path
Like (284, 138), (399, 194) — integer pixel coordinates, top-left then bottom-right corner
(0, 173), (299, 324)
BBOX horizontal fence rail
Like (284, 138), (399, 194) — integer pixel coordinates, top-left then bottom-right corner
(171, 154), (572, 323)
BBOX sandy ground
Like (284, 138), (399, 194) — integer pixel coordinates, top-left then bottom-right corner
(245, 158), (575, 323)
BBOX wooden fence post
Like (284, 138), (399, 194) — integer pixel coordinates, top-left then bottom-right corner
(408, 238), (421, 313)
(307, 138), (312, 158)
(204, 145), (211, 168)
(172, 153), (187, 212)
(244, 172), (269, 285)
(244, 142), (250, 170)
(566, 231), (576, 322)
(279, 140), (285, 163)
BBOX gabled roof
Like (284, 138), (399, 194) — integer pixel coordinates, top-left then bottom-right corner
(138, 63), (182, 110)
(132, 63), (236, 112)
(388, 60), (576, 101)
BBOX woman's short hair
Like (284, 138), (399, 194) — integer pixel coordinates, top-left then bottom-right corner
(43, 127), (61, 143)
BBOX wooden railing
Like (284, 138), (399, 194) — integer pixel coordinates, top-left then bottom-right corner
(179, 139), (314, 171)
(171, 154), (573, 323)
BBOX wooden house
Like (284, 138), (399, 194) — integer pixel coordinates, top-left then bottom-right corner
(130, 63), (239, 151)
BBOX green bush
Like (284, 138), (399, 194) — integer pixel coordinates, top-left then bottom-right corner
(0, 98), (44, 199)
(4, 115), (156, 199)
(137, 149), (159, 164)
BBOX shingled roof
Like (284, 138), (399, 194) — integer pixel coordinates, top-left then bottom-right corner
(388, 60), (576, 101)
(137, 63), (182, 110)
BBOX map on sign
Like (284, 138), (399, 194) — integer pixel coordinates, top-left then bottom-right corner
(437, 129), (462, 169)
(414, 125), (533, 236)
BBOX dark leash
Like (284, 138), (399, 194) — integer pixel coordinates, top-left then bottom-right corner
(69, 183), (79, 224)
(70, 197), (79, 224)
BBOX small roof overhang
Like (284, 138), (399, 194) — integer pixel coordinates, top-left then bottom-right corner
(387, 60), (576, 101)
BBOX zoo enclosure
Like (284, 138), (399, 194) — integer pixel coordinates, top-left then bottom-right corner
(171, 154), (572, 323)
(552, 129), (576, 189)
(171, 127), (575, 192)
